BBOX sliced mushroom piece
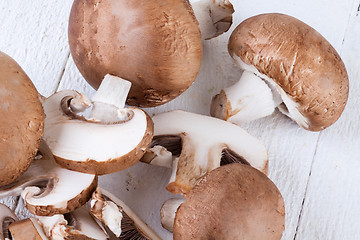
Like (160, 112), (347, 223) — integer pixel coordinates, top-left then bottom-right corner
(172, 163), (285, 239)
(0, 51), (45, 187)
(211, 13), (349, 131)
(0, 140), (97, 216)
(0, 204), (18, 240)
(37, 206), (108, 240)
(141, 110), (268, 194)
(43, 75), (154, 174)
(9, 218), (48, 240)
(189, 0), (234, 39)
(90, 187), (161, 240)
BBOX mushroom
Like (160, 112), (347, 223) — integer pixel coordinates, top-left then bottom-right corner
(43, 75), (154, 174)
(37, 207), (108, 240)
(68, 0), (203, 107)
(0, 51), (45, 187)
(0, 140), (97, 216)
(160, 198), (184, 232)
(90, 187), (161, 240)
(211, 13), (349, 131)
(9, 218), (48, 240)
(140, 110), (268, 194)
(0, 204), (18, 240)
(162, 163), (285, 239)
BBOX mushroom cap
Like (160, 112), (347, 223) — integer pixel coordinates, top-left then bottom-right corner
(228, 13), (349, 131)
(173, 163), (285, 240)
(9, 218), (48, 240)
(68, 0), (202, 107)
(0, 52), (45, 187)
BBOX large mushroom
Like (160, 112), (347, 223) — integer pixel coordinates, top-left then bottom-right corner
(141, 110), (268, 194)
(162, 163), (285, 239)
(0, 204), (18, 240)
(211, 13), (349, 131)
(0, 51), (45, 187)
(43, 75), (153, 174)
(0, 140), (97, 216)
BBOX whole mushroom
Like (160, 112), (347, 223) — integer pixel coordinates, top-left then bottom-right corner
(0, 52), (45, 187)
(211, 13), (349, 131)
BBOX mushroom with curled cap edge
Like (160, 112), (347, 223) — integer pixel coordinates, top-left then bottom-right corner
(161, 163), (285, 239)
(0, 140), (97, 216)
(141, 110), (268, 195)
(43, 75), (154, 175)
(0, 204), (18, 240)
(90, 187), (161, 240)
(211, 13), (349, 131)
(0, 51), (45, 187)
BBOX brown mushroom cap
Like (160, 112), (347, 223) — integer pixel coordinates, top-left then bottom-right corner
(0, 52), (44, 187)
(228, 13), (349, 131)
(68, 0), (202, 107)
(173, 163), (285, 240)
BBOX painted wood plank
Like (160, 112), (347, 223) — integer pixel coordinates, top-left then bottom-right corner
(295, 1), (360, 239)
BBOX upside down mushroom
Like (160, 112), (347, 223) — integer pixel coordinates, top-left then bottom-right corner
(211, 13), (349, 131)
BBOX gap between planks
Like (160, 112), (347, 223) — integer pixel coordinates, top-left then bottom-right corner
(55, 51), (71, 93)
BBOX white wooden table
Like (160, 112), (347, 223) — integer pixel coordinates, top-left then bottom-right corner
(1, 1), (360, 239)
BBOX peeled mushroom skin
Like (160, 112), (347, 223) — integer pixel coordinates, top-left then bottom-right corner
(227, 13), (349, 131)
(0, 51), (45, 187)
(0, 204), (18, 240)
(68, 0), (202, 107)
(173, 163), (285, 240)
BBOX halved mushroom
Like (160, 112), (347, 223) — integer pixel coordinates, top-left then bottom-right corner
(0, 51), (45, 187)
(90, 187), (161, 240)
(37, 207), (108, 240)
(0, 204), (18, 240)
(140, 110), (268, 194)
(0, 140), (97, 216)
(211, 13), (349, 131)
(167, 163), (285, 239)
(43, 75), (154, 174)
(9, 218), (48, 240)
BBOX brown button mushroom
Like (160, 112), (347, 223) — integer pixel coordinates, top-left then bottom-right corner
(68, 0), (203, 107)
(9, 218), (48, 240)
(0, 140), (97, 216)
(43, 75), (154, 175)
(141, 110), (268, 195)
(211, 13), (349, 131)
(0, 204), (18, 240)
(171, 163), (285, 240)
(0, 52), (45, 187)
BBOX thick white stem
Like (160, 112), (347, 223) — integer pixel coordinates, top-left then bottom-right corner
(90, 74), (131, 123)
(160, 198), (185, 232)
(189, 0), (234, 40)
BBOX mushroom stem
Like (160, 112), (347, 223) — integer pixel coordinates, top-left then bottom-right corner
(141, 146), (174, 169)
(211, 71), (280, 123)
(160, 198), (184, 232)
(189, 0), (234, 40)
(90, 74), (132, 123)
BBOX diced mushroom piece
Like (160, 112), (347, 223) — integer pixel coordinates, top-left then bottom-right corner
(43, 75), (154, 174)
(9, 218), (48, 240)
(189, 0), (234, 39)
(37, 207), (108, 240)
(141, 110), (268, 194)
(160, 198), (184, 232)
(211, 13), (349, 131)
(0, 140), (97, 216)
(0, 204), (18, 240)
(90, 187), (161, 240)
(0, 51), (45, 187)
(172, 163), (285, 239)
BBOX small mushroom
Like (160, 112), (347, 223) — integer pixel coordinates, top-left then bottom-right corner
(37, 207), (108, 240)
(165, 163), (285, 239)
(68, 0), (203, 107)
(0, 204), (18, 240)
(211, 13), (349, 131)
(141, 110), (268, 194)
(90, 187), (161, 240)
(0, 140), (97, 216)
(0, 51), (45, 187)
(189, 0), (234, 39)
(9, 218), (48, 240)
(43, 75), (153, 174)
